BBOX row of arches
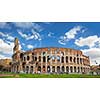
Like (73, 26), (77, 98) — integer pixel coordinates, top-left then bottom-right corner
(12, 66), (90, 74)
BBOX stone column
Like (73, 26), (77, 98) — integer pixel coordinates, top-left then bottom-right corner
(50, 66), (52, 73)
(55, 66), (57, 73)
(69, 67), (71, 73)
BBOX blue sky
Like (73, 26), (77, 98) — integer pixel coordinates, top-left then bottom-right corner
(0, 22), (100, 65)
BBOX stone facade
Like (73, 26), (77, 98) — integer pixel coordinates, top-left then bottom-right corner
(0, 59), (12, 72)
(12, 38), (90, 74)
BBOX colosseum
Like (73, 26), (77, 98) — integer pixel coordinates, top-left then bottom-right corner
(11, 38), (90, 74)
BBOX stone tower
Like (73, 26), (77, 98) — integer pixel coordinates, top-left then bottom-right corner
(13, 38), (19, 53)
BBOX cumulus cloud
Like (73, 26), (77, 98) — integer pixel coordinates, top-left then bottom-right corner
(17, 31), (28, 39)
(13, 22), (43, 32)
(27, 44), (34, 49)
(75, 35), (100, 48)
(75, 35), (100, 65)
(31, 29), (41, 40)
(58, 26), (84, 45)
(82, 48), (100, 65)
(0, 39), (22, 59)
(17, 29), (41, 41)
(0, 39), (14, 55)
(0, 32), (14, 41)
(48, 32), (55, 37)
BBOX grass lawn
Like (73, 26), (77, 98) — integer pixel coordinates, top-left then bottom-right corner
(0, 72), (100, 78)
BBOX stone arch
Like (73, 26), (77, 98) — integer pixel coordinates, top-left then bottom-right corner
(52, 66), (55, 73)
(20, 53), (23, 60)
(61, 56), (64, 63)
(43, 66), (45, 73)
(62, 66), (65, 73)
(23, 66), (25, 72)
(47, 66), (50, 73)
(38, 66), (41, 73)
(43, 56), (46, 62)
(30, 66), (33, 74)
(66, 56), (68, 63)
(78, 67), (80, 73)
(66, 66), (69, 74)
(39, 56), (41, 62)
(57, 66), (60, 73)
(70, 66), (73, 73)
(73, 57), (76, 63)
(27, 56), (30, 61)
(74, 66), (76, 73)
(81, 67), (82, 73)
(70, 57), (72, 62)
(26, 66), (29, 73)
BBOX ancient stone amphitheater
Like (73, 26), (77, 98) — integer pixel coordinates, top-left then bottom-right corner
(12, 38), (90, 74)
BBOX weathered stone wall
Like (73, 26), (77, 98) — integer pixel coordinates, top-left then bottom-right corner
(12, 47), (90, 74)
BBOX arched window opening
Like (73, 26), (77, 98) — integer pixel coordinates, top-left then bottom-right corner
(20, 53), (23, 60)
(77, 58), (79, 64)
(78, 67), (80, 73)
(43, 52), (46, 56)
(80, 58), (82, 64)
(26, 66), (29, 74)
(24, 57), (26, 61)
(70, 67), (73, 73)
(39, 56), (41, 62)
(81, 67), (82, 73)
(30, 66), (33, 74)
(27, 56), (30, 61)
(35, 57), (37, 61)
(43, 66), (45, 72)
(38, 66), (41, 73)
(66, 66), (69, 74)
(47, 66), (50, 73)
(62, 66), (65, 73)
(57, 66), (60, 73)
(57, 56), (60, 62)
(43, 56), (46, 62)
(66, 56), (68, 63)
(52, 66), (55, 73)
(70, 57), (72, 62)
(23, 66), (25, 72)
(73, 57), (76, 63)
(47, 56), (51, 62)
(74, 67), (76, 73)
(61, 52), (64, 56)
(61, 56), (64, 63)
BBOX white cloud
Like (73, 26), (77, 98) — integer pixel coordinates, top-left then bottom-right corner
(48, 32), (54, 37)
(31, 29), (41, 40)
(82, 48), (100, 65)
(75, 35), (100, 65)
(17, 29), (41, 41)
(58, 39), (66, 45)
(0, 32), (14, 41)
(65, 26), (82, 39)
(27, 44), (34, 49)
(75, 35), (100, 48)
(18, 31), (28, 39)
(0, 39), (14, 55)
(13, 22), (43, 32)
(58, 26), (83, 45)
(0, 39), (22, 59)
